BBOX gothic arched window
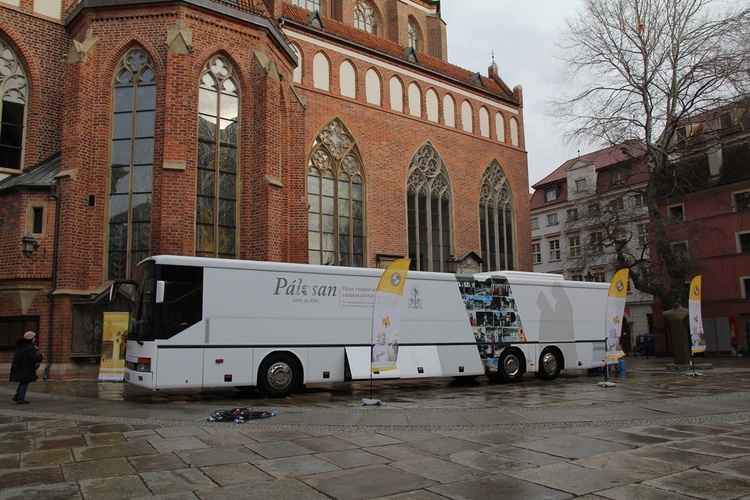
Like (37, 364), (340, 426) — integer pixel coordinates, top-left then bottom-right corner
(408, 20), (420, 51)
(479, 161), (515, 271)
(0, 39), (27, 170)
(354, 1), (378, 34)
(108, 47), (155, 280)
(196, 55), (239, 259)
(407, 143), (453, 272)
(308, 118), (365, 267)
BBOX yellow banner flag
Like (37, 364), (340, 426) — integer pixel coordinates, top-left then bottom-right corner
(689, 276), (706, 354)
(605, 269), (629, 361)
(371, 259), (410, 372)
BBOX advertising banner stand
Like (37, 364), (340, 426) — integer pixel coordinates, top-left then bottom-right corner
(599, 269), (629, 388)
(98, 312), (129, 382)
(687, 276), (705, 377)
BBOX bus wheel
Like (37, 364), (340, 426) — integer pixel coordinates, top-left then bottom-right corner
(489, 348), (524, 383)
(535, 348), (562, 380)
(258, 354), (301, 397)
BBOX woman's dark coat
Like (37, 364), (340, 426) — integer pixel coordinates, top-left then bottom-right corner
(9, 338), (43, 384)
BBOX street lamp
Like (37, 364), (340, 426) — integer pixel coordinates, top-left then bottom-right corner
(21, 233), (39, 258)
(446, 254), (458, 274)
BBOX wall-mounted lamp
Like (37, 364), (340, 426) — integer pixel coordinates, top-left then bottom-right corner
(446, 254), (458, 274)
(21, 233), (39, 258)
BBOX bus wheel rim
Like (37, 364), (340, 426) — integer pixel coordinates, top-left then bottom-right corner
(267, 362), (292, 389)
(542, 352), (557, 374)
(504, 355), (520, 377)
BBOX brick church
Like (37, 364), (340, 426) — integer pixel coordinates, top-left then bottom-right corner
(0, 0), (530, 378)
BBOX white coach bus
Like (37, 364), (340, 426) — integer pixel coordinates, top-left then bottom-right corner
(118, 256), (609, 397)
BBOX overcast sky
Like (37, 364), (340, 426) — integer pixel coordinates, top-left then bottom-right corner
(441, 0), (593, 191)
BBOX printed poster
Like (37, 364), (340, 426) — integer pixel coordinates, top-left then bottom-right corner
(99, 311), (129, 381)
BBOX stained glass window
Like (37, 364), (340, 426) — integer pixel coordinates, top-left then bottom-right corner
(354, 1), (378, 34)
(0, 39), (27, 170)
(196, 56), (239, 259)
(108, 47), (155, 280)
(307, 119), (365, 267)
(479, 161), (515, 271)
(407, 143), (452, 272)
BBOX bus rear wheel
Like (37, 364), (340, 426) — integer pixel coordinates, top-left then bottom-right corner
(488, 348), (524, 383)
(535, 348), (562, 380)
(258, 353), (301, 397)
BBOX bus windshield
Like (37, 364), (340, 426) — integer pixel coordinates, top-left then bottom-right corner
(131, 260), (204, 341)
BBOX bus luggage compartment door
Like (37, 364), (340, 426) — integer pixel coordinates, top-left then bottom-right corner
(203, 348), (254, 387)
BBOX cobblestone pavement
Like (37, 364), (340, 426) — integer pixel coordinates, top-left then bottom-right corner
(1, 355), (750, 499)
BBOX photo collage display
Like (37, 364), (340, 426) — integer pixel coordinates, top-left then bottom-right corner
(459, 277), (526, 363)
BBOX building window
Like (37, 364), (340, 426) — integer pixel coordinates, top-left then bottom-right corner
(614, 227), (628, 246)
(0, 316), (38, 350)
(575, 178), (587, 191)
(407, 20), (420, 51)
(545, 188), (557, 202)
(292, 0), (320, 11)
(547, 213), (558, 226)
(738, 232), (750, 253)
(26, 204), (44, 235)
(108, 47), (155, 280)
(479, 160), (515, 271)
(590, 232), (604, 254)
(548, 239), (560, 261)
(632, 192), (646, 207)
(407, 142), (452, 272)
(668, 204), (685, 222)
(611, 197), (625, 211)
(592, 270), (606, 282)
(308, 118), (365, 267)
(532, 242), (541, 264)
(531, 217), (539, 230)
(588, 203), (600, 216)
(567, 208), (578, 221)
(671, 241), (688, 260)
(637, 223), (649, 247)
(570, 271), (584, 282)
(742, 277), (750, 299)
(733, 190), (750, 211)
(354, 0), (378, 34)
(611, 169), (626, 184)
(196, 55), (239, 259)
(569, 235), (581, 257)
(0, 39), (27, 170)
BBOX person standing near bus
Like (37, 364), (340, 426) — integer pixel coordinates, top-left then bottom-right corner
(10, 331), (43, 404)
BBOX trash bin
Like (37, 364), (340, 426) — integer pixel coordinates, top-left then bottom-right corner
(618, 359), (626, 372)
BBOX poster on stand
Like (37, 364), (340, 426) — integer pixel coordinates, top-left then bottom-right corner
(98, 311), (129, 381)
(605, 269), (629, 361)
(370, 259), (410, 373)
(688, 276), (706, 354)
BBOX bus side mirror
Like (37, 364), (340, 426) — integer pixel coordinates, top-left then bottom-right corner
(156, 280), (165, 304)
(108, 279), (138, 302)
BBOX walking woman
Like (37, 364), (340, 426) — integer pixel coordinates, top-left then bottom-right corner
(10, 331), (43, 404)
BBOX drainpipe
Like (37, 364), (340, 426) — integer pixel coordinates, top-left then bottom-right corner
(43, 180), (60, 380)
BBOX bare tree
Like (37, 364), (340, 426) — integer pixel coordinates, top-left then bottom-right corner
(553, 0), (750, 307)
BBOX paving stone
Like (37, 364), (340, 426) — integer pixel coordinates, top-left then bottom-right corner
(390, 457), (484, 484)
(301, 464), (437, 499)
(78, 475), (151, 499)
(482, 446), (569, 467)
(192, 478), (329, 499)
(246, 440), (316, 459)
(200, 462), (273, 486)
(36, 435), (87, 451)
(515, 434), (632, 459)
(199, 431), (257, 448)
(0, 465), (65, 490)
(643, 468), (750, 499)
(154, 426), (209, 439)
(0, 423), (28, 433)
(87, 423), (133, 434)
(506, 461), (634, 495)
(0, 481), (83, 500)
(20, 448), (74, 468)
(62, 457), (136, 481)
(84, 432), (126, 446)
(0, 453), (20, 469)
(140, 468), (218, 495)
(358, 411), (408, 426)
(428, 474), (572, 500)
(700, 455), (750, 479)
(43, 426), (86, 438)
(448, 450), (536, 473)
(177, 446), (261, 467)
(572, 451), (685, 479)
(72, 440), (157, 461)
(624, 444), (725, 467)
(665, 439), (749, 458)
(255, 455), (342, 478)
(366, 444), (436, 462)
(595, 483), (691, 500)
(241, 429), (311, 442)
(317, 449), (389, 469)
(340, 433), (402, 448)
(148, 436), (210, 453)
(409, 436), (485, 457)
(294, 436), (360, 453)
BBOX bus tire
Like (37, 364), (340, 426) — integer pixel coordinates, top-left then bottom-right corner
(258, 353), (301, 397)
(488, 348), (525, 383)
(535, 348), (562, 380)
